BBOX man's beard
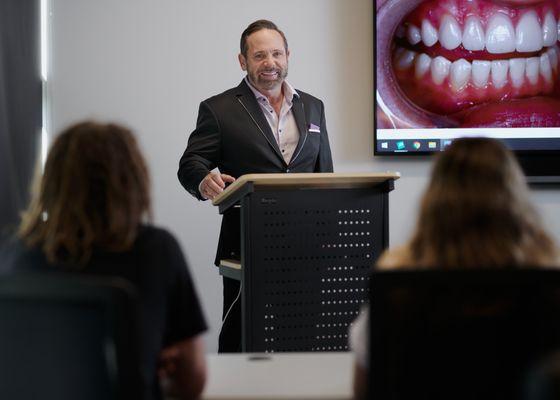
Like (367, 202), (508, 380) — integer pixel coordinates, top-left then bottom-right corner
(249, 65), (289, 90)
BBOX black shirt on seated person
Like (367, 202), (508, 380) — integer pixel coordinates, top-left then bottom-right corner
(0, 224), (207, 400)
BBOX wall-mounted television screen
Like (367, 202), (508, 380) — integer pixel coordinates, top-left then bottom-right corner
(374, 0), (560, 180)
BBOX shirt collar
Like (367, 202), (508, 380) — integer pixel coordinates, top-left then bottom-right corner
(244, 76), (299, 105)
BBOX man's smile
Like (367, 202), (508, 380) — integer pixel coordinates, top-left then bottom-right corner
(259, 70), (280, 79)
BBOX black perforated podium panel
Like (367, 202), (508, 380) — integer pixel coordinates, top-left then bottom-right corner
(240, 185), (389, 352)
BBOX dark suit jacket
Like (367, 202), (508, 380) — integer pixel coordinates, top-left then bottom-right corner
(178, 79), (333, 265)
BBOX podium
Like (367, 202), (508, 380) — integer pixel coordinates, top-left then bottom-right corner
(213, 172), (399, 352)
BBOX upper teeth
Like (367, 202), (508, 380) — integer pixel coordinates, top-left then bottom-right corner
(405, 12), (560, 54)
(463, 17), (485, 51)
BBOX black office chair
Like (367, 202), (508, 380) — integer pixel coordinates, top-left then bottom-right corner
(524, 350), (560, 400)
(0, 273), (144, 400)
(368, 269), (560, 400)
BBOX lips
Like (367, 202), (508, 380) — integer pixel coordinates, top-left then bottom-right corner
(377, 0), (560, 128)
(259, 69), (280, 79)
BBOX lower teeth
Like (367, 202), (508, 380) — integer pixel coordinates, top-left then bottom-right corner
(393, 45), (559, 91)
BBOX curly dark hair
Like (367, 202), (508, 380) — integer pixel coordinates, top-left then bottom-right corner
(19, 121), (152, 265)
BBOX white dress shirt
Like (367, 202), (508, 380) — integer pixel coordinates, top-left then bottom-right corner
(245, 77), (300, 164)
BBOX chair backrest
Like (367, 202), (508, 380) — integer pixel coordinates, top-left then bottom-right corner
(0, 273), (143, 400)
(525, 350), (560, 400)
(368, 269), (560, 400)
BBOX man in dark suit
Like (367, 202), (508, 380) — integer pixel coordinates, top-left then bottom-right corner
(178, 19), (333, 352)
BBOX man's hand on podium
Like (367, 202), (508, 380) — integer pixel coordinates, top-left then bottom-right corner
(200, 172), (236, 200)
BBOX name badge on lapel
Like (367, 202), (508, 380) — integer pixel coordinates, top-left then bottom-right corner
(308, 123), (320, 133)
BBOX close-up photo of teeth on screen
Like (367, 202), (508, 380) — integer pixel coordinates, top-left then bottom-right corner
(375, 0), (560, 154)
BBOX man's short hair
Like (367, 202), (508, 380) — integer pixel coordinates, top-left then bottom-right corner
(240, 19), (288, 57)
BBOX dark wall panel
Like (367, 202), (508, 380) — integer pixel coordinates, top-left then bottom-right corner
(0, 0), (42, 234)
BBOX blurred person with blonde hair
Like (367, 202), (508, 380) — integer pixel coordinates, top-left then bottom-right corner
(1, 121), (207, 400)
(350, 137), (560, 399)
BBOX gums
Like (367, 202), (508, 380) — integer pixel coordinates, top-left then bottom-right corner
(376, 0), (560, 128)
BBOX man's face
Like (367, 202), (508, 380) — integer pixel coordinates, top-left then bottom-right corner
(239, 29), (289, 92)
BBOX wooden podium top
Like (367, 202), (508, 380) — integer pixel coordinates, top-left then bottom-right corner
(212, 172), (400, 206)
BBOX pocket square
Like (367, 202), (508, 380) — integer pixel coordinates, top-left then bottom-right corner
(308, 123), (320, 133)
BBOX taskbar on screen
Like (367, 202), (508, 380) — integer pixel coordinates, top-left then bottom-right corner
(375, 129), (560, 154)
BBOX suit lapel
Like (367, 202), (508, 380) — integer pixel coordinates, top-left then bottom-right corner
(289, 95), (309, 165)
(235, 80), (285, 164)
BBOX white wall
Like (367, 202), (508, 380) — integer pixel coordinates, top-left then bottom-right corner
(49, 0), (560, 352)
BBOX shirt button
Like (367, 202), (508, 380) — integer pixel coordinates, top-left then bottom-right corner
(286, 168), (290, 173)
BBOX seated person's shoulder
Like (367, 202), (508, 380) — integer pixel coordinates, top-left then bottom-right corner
(134, 225), (187, 271)
(376, 245), (413, 270)
(136, 225), (179, 248)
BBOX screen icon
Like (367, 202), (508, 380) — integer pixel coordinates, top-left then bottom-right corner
(396, 141), (405, 150)
(428, 141), (437, 149)
(381, 142), (388, 149)
(413, 141), (421, 150)
(442, 139), (453, 149)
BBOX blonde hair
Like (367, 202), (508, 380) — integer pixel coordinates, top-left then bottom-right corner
(408, 137), (558, 268)
(19, 121), (152, 265)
